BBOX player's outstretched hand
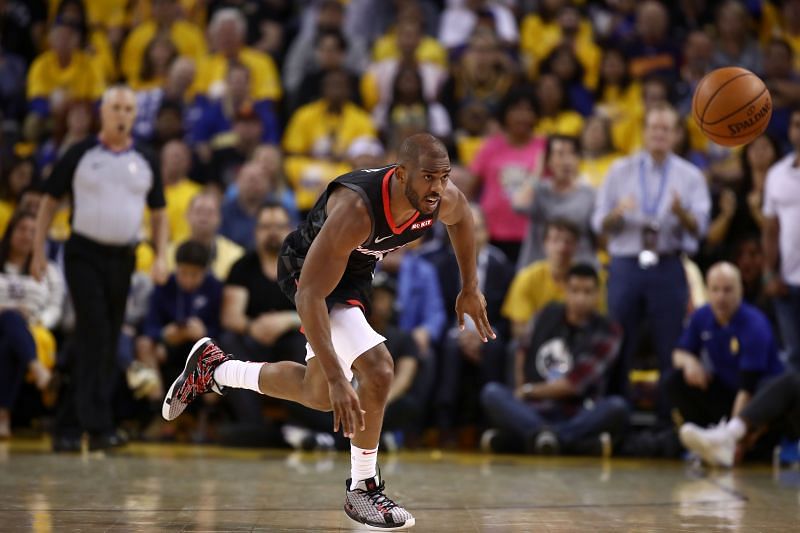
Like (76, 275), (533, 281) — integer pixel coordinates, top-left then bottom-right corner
(455, 287), (496, 343)
(329, 378), (365, 438)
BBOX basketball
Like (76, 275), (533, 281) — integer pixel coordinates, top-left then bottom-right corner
(692, 66), (772, 147)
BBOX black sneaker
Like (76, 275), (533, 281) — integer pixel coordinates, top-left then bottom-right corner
(89, 431), (128, 451)
(344, 469), (415, 530)
(162, 337), (228, 421)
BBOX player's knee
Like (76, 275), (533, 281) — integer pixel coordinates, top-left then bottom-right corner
(359, 348), (394, 395)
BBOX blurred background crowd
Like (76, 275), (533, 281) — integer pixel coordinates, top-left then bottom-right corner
(2, 0), (800, 462)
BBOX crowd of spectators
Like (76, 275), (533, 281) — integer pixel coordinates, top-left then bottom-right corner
(1, 0), (800, 464)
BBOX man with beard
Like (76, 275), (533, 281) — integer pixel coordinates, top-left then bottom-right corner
(162, 133), (493, 530)
(219, 201), (306, 425)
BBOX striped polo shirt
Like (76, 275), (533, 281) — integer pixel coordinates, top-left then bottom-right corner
(44, 137), (166, 245)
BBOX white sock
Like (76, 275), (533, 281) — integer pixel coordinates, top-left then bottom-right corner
(726, 417), (747, 440)
(213, 360), (263, 393)
(350, 444), (378, 490)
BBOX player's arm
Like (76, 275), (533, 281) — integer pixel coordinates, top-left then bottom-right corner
(294, 187), (371, 437)
(438, 185), (495, 343)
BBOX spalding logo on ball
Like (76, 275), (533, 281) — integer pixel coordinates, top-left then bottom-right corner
(692, 66), (772, 147)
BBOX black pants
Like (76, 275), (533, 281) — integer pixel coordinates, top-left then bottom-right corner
(665, 370), (736, 427)
(741, 371), (800, 440)
(0, 310), (37, 409)
(56, 234), (135, 436)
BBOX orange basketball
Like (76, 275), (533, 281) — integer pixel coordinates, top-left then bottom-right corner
(692, 67), (772, 147)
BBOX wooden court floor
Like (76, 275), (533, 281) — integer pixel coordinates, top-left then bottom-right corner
(1, 439), (798, 532)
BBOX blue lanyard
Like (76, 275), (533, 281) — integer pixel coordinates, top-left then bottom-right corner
(639, 156), (670, 217)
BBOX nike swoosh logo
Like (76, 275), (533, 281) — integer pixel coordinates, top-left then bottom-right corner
(361, 450), (377, 455)
(374, 235), (393, 243)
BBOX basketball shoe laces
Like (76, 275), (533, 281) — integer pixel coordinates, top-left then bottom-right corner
(358, 481), (399, 513)
(177, 343), (227, 403)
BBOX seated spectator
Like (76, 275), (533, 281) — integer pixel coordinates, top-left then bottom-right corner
(361, 15), (446, 113)
(453, 101), (490, 167)
(621, 0), (680, 83)
(703, 134), (780, 267)
(481, 264), (627, 455)
(191, 9), (281, 104)
(344, 0), (439, 48)
(519, 1), (598, 87)
(436, 205), (513, 444)
(35, 99), (95, 180)
(0, 156), (37, 235)
(53, 0), (116, 84)
(439, 28), (517, 122)
(250, 145), (300, 226)
(283, 0), (369, 95)
(369, 273), (422, 447)
(159, 140), (202, 244)
(540, 44), (594, 117)
(282, 69), (376, 214)
(502, 220), (585, 341)
(762, 39), (800, 150)
(515, 135), (596, 270)
(675, 31), (714, 120)
(220, 162), (268, 250)
(373, 2), (447, 66)
(128, 34), (179, 92)
(206, 105), (264, 191)
(593, 46), (642, 155)
(120, 0), (207, 87)
(191, 63), (280, 150)
(733, 236), (775, 325)
(374, 62), (452, 145)
(167, 192), (244, 280)
(147, 100), (186, 154)
(288, 29), (361, 114)
(534, 73), (584, 137)
(0, 211), (64, 438)
(133, 57), (198, 143)
(219, 202), (305, 425)
(468, 86), (546, 263)
(579, 115), (620, 189)
(679, 370), (800, 467)
(438, 0), (518, 50)
(25, 18), (104, 138)
(710, 0), (762, 75)
(669, 263), (783, 438)
(138, 240), (223, 397)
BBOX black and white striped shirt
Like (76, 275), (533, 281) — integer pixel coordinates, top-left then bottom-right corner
(44, 137), (166, 245)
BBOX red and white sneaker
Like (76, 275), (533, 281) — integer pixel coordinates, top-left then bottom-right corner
(161, 337), (228, 421)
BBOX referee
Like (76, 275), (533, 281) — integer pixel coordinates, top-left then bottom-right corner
(32, 85), (168, 452)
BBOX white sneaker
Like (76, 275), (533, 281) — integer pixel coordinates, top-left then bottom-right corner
(679, 421), (736, 467)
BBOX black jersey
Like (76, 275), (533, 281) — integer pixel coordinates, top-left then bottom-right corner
(278, 165), (439, 311)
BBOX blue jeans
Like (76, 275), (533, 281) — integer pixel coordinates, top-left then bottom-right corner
(607, 255), (688, 404)
(774, 285), (800, 371)
(0, 310), (37, 408)
(480, 382), (629, 450)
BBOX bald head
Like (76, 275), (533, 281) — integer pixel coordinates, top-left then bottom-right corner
(707, 262), (743, 324)
(396, 133), (450, 215)
(397, 133), (448, 167)
(100, 85), (136, 142)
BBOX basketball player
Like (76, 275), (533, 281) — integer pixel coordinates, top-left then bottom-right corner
(162, 134), (494, 530)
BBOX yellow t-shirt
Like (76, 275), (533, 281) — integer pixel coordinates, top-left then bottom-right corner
(164, 179), (203, 244)
(580, 153), (622, 189)
(27, 50), (105, 103)
(192, 48), (282, 101)
(372, 33), (447, 67)
(283, 100), (376, 158)
(48, 0), (127, 29)
(167, 235), (244, 280)
(0, 201), (14, 236)
(519, 15), (599, 88)
(535, 111), (584, 137)
(456, 136), (485, 167)
(88, 30), (116, 83)
(502, 261), (565, 324)
(284, 158), (352, 212)
(120, 20), (207, 87)
(595, 83), (643, 155)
